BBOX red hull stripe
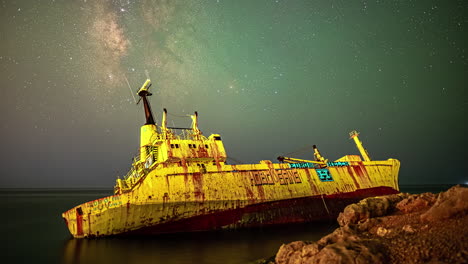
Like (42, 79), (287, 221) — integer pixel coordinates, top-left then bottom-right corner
(121, 186), (398, 236)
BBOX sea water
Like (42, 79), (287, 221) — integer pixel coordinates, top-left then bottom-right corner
(0, 185), (453, 264)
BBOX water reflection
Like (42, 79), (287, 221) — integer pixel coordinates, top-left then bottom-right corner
(62, 222), (337, 264)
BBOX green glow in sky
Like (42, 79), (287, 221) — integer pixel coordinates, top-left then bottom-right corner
(0, 0), (466, 187)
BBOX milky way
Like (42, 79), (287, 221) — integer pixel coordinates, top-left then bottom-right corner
(78, 0), (213, 108)
(89, 1), (130, 87)
(0, 0), (466, 187)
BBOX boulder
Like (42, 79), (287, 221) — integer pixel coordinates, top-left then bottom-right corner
(274, 234), (386, 264)
(310, 240), (386, 264)
(268, 185), (468, 264)
(316, 225), (359, 246)
(396, 192), (437, 213)
(337, 193), (407, 226)
(275, 241), (307, 264)
(300, 243), (320, 263)
(421, 185), (468, 222)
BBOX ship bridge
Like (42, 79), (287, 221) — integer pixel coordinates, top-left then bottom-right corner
(115, 80), (227, 194)
(139, 109), (228, 167)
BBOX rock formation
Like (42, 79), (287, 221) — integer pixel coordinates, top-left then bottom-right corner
(259, 185), (468, 264)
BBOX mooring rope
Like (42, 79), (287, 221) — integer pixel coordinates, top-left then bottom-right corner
(321, 194), (331, 216)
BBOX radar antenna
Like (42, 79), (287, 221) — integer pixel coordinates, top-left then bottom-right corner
(136, 79), (155, 125)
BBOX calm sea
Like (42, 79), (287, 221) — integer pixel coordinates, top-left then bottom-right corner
(0, 185), (454, 264)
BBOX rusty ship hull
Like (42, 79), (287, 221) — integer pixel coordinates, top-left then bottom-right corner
(121, 186), (398, 236)
(62, 79), (400, 238)
(63, 158), (399, 238)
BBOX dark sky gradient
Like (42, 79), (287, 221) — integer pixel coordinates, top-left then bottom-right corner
(0, 0), (467, 188)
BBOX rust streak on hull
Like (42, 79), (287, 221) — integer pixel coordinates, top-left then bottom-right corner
(121, 187), (398, 236)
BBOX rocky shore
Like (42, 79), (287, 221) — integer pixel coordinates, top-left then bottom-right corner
(257, 185), (468, 264)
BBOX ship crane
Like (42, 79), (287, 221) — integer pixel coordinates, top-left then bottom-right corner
(277, 145), (328, 168)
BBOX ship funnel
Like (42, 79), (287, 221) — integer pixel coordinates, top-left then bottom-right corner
(349, 130), (371, 161)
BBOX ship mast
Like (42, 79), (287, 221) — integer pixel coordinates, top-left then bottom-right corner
(161, 108), (174, 139)
(191, 111), (202, 140)
(137, 79), (155, 125)
(349, 130), (371, 161)
(136, 79), (158, 164)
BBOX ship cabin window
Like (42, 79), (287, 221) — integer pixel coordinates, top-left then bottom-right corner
(214, 136), (221, 140)
(175, 144), (180, 148)
(189, 144), (197, 148)
(170, 144), (175, 148)
(205, 144), (209, 148)
(196, 163), (207, 172)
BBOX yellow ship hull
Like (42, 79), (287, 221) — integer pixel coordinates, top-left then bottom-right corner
(62, 159), (399, 238)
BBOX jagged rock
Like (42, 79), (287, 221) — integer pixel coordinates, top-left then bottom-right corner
(337, 193), (407, 226)
(269, 185), (468, 264)
(275, 235), (386, 264)
(357, 218), (380, 232)
(402, 224), (415, 233)
(316, 225), (359, 246)
(396, 192), (437, 213)
(300, 243), (320, 263)
(376, 227), (391, 237)
(311, 240), (386, 264)
(275, 241), (307, 264)
(420, 185), (468, 222)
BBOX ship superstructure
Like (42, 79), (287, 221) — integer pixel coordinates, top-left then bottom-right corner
(62, 79), (400, 238)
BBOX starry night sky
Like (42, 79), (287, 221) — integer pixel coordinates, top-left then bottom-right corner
(0, 0), (466, 188)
